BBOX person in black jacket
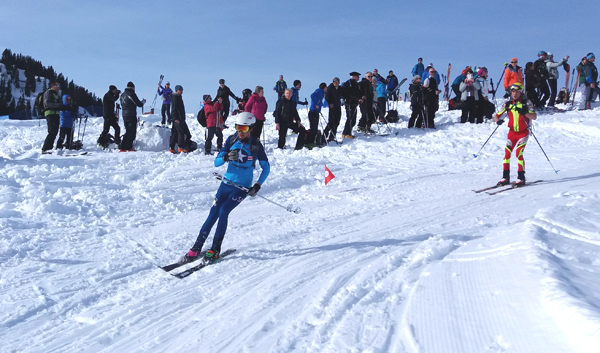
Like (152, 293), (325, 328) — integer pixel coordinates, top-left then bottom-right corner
(324, 77), (343, 141)
(119, 81), (145, 151)
(341, 72), (363, 139)
(215, 79), (239, 123)
(274, 89), (305, 150)
(408, 76), (424, 128)
(357, 72), (375, 133)
(98, 85), (121, 148)
(170, 85), (191, 153)
(422, 68), (440, 128)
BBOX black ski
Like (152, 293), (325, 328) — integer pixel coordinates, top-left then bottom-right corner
(171, 249), (237, 279)
(160, 250), (208, 272)
(473, 184), (503, 193)
(486, 180), (543, 195)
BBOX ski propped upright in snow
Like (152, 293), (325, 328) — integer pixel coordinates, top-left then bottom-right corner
(169, 249), (237, 279)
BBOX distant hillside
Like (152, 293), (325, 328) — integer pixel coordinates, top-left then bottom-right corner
(0, 49), (101, 117)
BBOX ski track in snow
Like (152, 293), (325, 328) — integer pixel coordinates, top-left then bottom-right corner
(1, 99), (600, 353)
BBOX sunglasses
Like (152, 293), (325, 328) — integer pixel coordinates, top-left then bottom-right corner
(511, 61), (518, 63)
(235, 124), (250, 133)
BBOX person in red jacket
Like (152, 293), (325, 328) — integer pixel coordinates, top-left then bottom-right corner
(503, 58), (523, 98)
(244, 86), (268, 139)
(203, 94), (223, 155)
(493, 83), (537, 187)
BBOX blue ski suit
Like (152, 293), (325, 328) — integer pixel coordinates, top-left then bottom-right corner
(191, 134), (270, 253)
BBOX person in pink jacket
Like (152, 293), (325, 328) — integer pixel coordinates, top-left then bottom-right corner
(203, 94), (223, 155)
(244, 86), (268, 139)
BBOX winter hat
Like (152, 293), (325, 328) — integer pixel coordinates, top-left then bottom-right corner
(109, 85), (117, 91)
(219, 79), (225, 84)
(165, 82), (170, 85)
(587, 52), (595, 60)
(203, 94), (211, 102)
(547, 52), (553, 57)
(349, 71), (361, 77)
(174, 85), (183, 92)
(511, 57), (518, 63)
(127, 81), (135, 88)
(537, 51), (547, 57)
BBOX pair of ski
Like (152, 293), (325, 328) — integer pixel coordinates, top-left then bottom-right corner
(160, 249), (237, 279)
(473, 180), (543, 195)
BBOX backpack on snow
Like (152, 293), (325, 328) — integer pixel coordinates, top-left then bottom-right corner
(35, 91), (46, 117)
(385, 110), (399, 123)
(197, 108), (206, 127)
(557, 87), (569, 104)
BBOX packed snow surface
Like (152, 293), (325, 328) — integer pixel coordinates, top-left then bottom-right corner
(1, 100), (600, 353)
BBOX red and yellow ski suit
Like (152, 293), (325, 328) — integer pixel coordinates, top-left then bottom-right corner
(495, 99), (535, 172)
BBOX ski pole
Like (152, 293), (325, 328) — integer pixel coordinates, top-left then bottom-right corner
(525, 121), (559, 173)
(493, 63), (509, 99)
(319, 111), (338, 144)
(213, 172), (301, 214)
(81, 114), (88, 143)
(473, 123), (501, 158)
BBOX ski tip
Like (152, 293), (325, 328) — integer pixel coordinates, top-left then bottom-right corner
(473, 154), (478, 158)
(555, 170), (560, 174)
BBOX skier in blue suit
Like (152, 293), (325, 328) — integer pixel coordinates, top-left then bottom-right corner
(184, 112), (270, 263)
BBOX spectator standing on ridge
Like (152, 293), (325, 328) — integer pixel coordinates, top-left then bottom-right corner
(307, 82), (327, 146)
(215, 79), (239, 124)
(533, 51), (551, 108)
(357, 71), (375, 134)
(583, 52), (599, 110)
(41, 80), (68, 153)
(204, 94), (224, 155)
(274, 75), (287, 99)
(170, 85), (191, 153)
(408, 75), (424, 128)
(386, 70), (399, 101)
(274, 88), (306, 150)
(373, 68), (387, 84)
(98, 85), (121, 148)
(157, 82), (172, 125)
(422, 67), (440, 128)
(412, 58), (425, 77)
(119, 81), (145, 152)
(545, 53), (569, 107)
(291, 80), (308, 106)
(245, 86), (268, 139)
(503, 58), (523, 98)
(324, 77), (343, 141)
(56, 94), (76, 149)
(341, 71), (363, 139)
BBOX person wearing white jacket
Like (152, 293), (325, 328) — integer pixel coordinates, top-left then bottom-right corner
(545, 53), (569, 107)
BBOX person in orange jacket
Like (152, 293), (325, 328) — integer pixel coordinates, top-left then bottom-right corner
(503, 58), (523, 98)
(493, 82), (537, 187)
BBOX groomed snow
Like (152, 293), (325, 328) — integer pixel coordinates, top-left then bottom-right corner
(1, 98), (599, 353)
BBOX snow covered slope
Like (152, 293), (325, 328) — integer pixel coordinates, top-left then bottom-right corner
(1, 101), (599, 353)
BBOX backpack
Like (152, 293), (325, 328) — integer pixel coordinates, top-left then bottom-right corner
(35, 91), (46, 116)
(197, 108), (206, 127)
(385, 109), (399, 123)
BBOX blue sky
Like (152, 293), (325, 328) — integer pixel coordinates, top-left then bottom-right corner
(1, 1), (598, 110)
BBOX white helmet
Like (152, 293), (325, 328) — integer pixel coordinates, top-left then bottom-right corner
(235, 112), (256, 126)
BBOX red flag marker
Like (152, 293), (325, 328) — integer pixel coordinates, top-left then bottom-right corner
(325, 165), (335, 185)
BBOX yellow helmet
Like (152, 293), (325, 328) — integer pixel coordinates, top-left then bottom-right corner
(509, 83), (524, 92)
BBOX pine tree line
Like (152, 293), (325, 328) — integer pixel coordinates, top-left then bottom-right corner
(0, 49), (101, 116)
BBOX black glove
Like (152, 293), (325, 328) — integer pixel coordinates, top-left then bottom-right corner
(222, 150), (239, 162)
(497, 119), (505, 126)
(247, 183), (261, 197)
(517, 106), (529, 115)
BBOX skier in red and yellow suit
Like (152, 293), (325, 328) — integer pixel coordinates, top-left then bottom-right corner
(493, 83), (537, 187)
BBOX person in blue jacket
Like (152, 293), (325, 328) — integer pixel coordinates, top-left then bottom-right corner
(157, 82), (172, 125)
(386, 70), (399, 100)
(306, 82), (327, 146)
(56, 94), (76, 149)
(375, 79), (390, 121)
(291, 80), (308, 106)
(184, 112), (270, 263)
(412, 58), (425, 77)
